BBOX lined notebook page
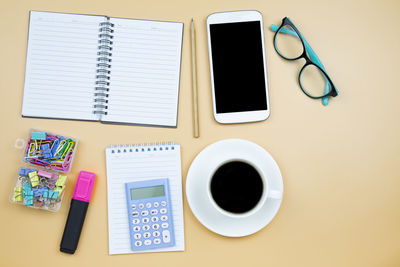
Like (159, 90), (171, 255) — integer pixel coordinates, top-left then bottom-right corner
(102, 18), (183, 127)
(22, 11), (103, 121)
(106, 144), (185, 254)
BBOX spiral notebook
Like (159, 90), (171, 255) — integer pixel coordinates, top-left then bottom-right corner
(105, 143), (184, 254)
(22, 11), (183, 127)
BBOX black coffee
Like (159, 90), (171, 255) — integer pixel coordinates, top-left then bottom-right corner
(210, 161), (263, 214)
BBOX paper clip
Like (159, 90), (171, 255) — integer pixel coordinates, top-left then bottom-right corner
(59, 140), (74, 160)
(50, 139), (60, 157)
(50, 162), (64, 171)
(62, 149), (74, 169)
(27, 143), (37, 157)
(28, 158), (50, 167)
(53, 140), (67, 158)
(23, 131), (77, 172)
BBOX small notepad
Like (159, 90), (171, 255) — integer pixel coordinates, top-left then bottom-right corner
(22, 11), (183, 127)
(105, 143), (184, 254)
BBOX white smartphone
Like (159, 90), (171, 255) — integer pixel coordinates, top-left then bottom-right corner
(207, 10), (270, 124)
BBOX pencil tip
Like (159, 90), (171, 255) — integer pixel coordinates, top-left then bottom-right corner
(191, 18), (194, 22)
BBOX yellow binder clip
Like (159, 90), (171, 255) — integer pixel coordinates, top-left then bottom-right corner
(28, 171), (40, 187)
(55, 175), (67, 195)
(13, 187), (23, 202)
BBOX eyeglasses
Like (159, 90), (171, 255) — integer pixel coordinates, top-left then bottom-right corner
(271, 17), (338, 105)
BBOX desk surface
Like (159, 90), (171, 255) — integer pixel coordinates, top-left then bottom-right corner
(1, 0), (400, 266)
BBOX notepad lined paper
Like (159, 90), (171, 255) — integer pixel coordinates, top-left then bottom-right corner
(105, 143), (184, 254)
(22, 11), (102, 121)
(103, 18), (183, 127)
(21, 11), (183, 127)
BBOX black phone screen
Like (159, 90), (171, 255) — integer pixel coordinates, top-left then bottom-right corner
(209, 21), (268, 114)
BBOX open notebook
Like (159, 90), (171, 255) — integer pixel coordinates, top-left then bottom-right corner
(22, 11), (183, 127)
(105, 143), (184, 254)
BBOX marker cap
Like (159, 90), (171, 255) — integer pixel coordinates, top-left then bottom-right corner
(72, 171), (95, 202)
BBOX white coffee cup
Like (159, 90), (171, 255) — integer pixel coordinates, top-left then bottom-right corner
(207, 158), (282, 218)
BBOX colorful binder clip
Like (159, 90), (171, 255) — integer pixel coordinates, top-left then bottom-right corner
(12, 167), (68, 211)
(13, 187), (23, 202)
(28, 171), (40, 187)
(55, 175), (67, 195)
(31, 132), (46, 140)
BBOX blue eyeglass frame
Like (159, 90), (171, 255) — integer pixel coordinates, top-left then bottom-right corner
(271, 17), (338, 105)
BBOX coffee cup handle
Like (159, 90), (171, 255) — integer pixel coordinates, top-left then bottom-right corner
(268, 190), (282, 200)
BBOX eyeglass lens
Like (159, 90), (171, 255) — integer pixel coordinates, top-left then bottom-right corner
(299, 64), (330, 98)
(275, 25), (303, 59)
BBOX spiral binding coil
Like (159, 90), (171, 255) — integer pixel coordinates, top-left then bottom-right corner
(94, 19), (114, 116)
(108, 142), (178, 154)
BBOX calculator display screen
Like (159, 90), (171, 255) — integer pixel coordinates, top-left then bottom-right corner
(130, 185), (165, 200)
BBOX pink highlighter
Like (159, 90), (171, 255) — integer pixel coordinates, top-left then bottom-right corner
(60, 171), (95, 254)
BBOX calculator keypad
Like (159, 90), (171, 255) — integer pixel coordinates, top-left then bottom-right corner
(128, 199), (174, 250)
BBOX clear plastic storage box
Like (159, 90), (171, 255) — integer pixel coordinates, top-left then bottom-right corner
(9, 129), (78, 212)
(10, 167), (68, 212)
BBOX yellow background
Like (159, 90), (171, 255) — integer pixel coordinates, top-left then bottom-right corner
(1, 0), (400, 266)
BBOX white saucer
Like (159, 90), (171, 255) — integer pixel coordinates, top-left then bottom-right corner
(186, 139), (283, 237)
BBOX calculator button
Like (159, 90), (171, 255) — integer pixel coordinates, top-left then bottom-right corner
(153, 202), (159, 208)
(134, 233), (141, 239)
(132, 219), (140, 224)
(146, 203), (152, 208)
(144, 239), (152, 246)
(152, 224), (160, 230)
(161, 201), (167, 207)
(161, 223), (169, 229)
(133, 226), (141, 232)
(131, 204), (136, 210)
(160, 208), (167, 214)
(151, 216), (159, 222)
(143, 225), (150, 231)
(150, 209), (158, 215)
(134, 240), (142, 247)
(142, 218), (150, 224)
(141, 210), (149, 216)
(161, 215), (168, 221)
(162, 230), (171, 243)
(143, 232), (151, 238)
(154, 238), (161, 245)
(132, 211), (139, 217)
(153, 231), (160, 237)
(139, 203), (144, 209)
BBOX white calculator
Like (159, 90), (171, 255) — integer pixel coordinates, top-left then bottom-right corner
(125, 178), (175, 251)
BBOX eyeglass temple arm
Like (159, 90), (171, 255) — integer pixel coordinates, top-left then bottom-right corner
(270, 24), (329, 106)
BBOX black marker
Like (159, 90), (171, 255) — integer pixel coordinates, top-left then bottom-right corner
(60, 171), (95, 254)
